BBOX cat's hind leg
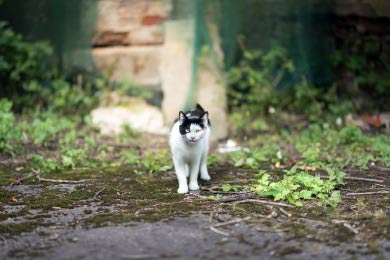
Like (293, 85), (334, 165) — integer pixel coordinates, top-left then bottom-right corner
(200, 148), (211, 181)
(173, 157), (188, 194)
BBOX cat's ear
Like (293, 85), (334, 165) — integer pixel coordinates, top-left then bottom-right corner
(196, 103), (204, 111)
(196, 103), (205, 111)
(178, 111), (187, 124)
(200, 111), (208, 126)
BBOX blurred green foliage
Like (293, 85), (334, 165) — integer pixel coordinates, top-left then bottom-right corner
(0, 99), (15, 152)
(228, 47), (353, 125)
(0, 22), (52, 97)
(227, 47), (294, 114)
(332, 35), (390, 111)
(0, 22), (151, 115)
(0, 22), (98, 114)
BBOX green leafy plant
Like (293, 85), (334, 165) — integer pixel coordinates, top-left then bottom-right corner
(372, 135), (390, 167)
(339, 125), (368, 145)
(60, 147), (88, 169)
(31, 155), (60, 172)
(0, 99), (17, 151)
(253, 167), (344, 207)
(221, 184), (244, 192)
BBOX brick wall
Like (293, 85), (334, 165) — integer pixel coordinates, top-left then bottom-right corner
(92, 0), (172, 90)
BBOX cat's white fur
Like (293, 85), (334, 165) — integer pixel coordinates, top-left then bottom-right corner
(169, 113), (211, 194)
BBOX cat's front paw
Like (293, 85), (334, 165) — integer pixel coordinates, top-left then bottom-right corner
(189, 182), (200, 191)
(200, 174), (211, 181)
(177, 185), (189, 194)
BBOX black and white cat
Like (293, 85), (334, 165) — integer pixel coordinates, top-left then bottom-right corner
(169, 104), (211, 193)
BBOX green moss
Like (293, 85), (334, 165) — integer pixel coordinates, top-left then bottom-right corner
(83, 209), (93, 214)
(24, 187), (94, 210)
(277, 246), (303, 256)
(0, 222), (50, 235)
(0, 188), (20, 204)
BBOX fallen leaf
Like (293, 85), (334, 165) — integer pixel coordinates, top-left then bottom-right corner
(10, 196), (18, 203)
(15, 167), (24, 171)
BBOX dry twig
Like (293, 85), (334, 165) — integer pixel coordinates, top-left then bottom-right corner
(213, 216), (251, 228)
(343, 223), (359, 234)
(209, 226), (229, 236)
(32, 169), (87, 184)
(219, 194), (257, 203)
(93, 188), (106, 199)
(319, 175), (384, 183)
(279, 208), (292, 217)
(233, 199), (295, 208)
(120, 254), (159, 259)
(345, 191), (390, 196)
(343, 176), (385, 183)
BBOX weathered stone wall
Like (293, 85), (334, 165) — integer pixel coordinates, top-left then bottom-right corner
(92, 0), (172, 89)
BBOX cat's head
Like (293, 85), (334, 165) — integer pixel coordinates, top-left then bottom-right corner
(178, 109), (209, 144)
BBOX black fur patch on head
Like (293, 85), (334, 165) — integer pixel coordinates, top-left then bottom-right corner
(177, 104), (210, 135)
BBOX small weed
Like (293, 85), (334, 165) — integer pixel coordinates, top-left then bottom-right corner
(229, 141), (281, 169)
(60, 147), (88, 169)
(31, 155), (60, 172)
(339, 125), (368, 145)
(141, 150), (172, 174)
(221, 184), (244, 192)
(371, 135), (390, 166)
(117, 124), (139, 143)
(207, 154), (222, 167)
(120, 149), (141, 165)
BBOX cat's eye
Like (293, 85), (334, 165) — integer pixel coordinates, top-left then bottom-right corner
(196, 129), (201, 133)
(185, 128), (190, 133)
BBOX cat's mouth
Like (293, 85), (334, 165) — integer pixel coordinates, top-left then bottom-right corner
(188, 139), (197, 144)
